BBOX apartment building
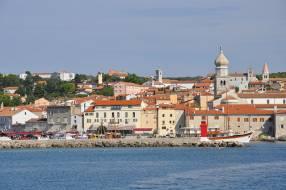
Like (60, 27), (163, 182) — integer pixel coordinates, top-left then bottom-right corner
(83, 100), (147, 133)
(157, 104), (186, 137)
(113, 82), (148, 97)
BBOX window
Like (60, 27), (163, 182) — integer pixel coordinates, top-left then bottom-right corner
(133, 112), (136, 118)
(244, 118), (249, 122)
(96, 112), (99, 118)
(162, 126), (166, 130)
(162, 114), (165, 117)
(238, 126), (240, 128)
(284, 99), (286, 104)
(117, 112), (120, 118)
(251, 99), (254, 104)
(237, 118), (241, 122)
(202, 116), (206, 120)
(267, 99), (270, 104)
(281, 125), (284, 129)
(104, 112), (106, 118)
(112, 112), (115, 118)
(253, 118), (257, 122)
(260, 118), (265, 122)
(190, 116), (194, 120)
(125, 112), (128, 118)
(162, 121), (165, 124)
(214, 116), (219, 120)
(170, 114), (173, 117)
(169, 121), (172, 124)
(87, 119), (91, 123)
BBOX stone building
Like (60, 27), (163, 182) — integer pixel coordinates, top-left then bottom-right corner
(182, 104), (275, 139)
(47, 106), (79, 132)
(274, 111), (286, 139)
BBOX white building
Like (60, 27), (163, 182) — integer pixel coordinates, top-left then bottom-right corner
(3, 87), (18, 94)
(0, 108), (39, 131)
(33, 73), (52, 79)
(19, 73), (28, 80)
(58, 71), (75, 81)
(238, 93), (286, 105)
(83, 100), (147, 132)
(157, 104), (185, 137)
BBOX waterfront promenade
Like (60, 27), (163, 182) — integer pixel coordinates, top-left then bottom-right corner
(0, 138), (244, 149)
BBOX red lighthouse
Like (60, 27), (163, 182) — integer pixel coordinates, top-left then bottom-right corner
(200, 121), (208, 141)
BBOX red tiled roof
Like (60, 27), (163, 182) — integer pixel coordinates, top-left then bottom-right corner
(238, 93), (286, 98)
(187, 104), (274, 116)
(94, 100), (142, 106)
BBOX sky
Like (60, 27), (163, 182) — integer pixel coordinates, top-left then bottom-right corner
(0, 0), (285, 77)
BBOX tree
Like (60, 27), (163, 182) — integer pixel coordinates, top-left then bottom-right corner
(124, 73), (148, 84)
(60, 83), (75, 97)
(96, 86), (114, 96)
(11, 96), (21, 106)
(23, 71), (34, 96)
(34, 84), (45, 98)
(0, 95), (21, 106)
(0, 74), (20, 88)
(74, 74), (88, 83)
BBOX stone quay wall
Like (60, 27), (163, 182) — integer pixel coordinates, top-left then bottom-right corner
(0, 138), (244, 149)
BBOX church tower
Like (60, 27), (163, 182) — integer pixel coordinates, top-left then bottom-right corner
(155, 69), (163, 83)
(262, 63), (269, 82)
(214, 49), (230, 96)
(215, 49), (229, 77)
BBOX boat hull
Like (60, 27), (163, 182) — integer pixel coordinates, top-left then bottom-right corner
(208, 132), (252, 143)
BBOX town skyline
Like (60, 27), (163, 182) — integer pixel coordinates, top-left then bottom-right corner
(0, 0), (285, 76)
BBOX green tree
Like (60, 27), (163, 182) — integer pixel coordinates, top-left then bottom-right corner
(124, 73), (147, 84)
(60, 83), (75, 97)
(11, 96), (21, 106)
(0, 74), (20, 87)
(96, 86), (114, 96)
(74, 74), (88, 83)
(34, 84), (45, 98)
(0, 95), (11, 106)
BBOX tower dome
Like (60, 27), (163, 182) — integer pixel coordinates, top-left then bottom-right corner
(215, 50), (229, 66)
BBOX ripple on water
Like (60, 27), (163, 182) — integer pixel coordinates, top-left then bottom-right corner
(130, 161), (286, 190)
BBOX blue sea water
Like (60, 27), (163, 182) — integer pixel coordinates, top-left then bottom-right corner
(0, 142), (286, 190)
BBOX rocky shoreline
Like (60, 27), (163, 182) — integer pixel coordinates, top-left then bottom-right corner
(0, 138), (245, 149)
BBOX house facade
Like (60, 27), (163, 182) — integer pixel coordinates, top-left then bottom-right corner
(0, 108), (39, 131)
(83, 100), (147, 133)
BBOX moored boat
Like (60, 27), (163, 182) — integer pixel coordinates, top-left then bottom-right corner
(200, 121), (252, 143)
